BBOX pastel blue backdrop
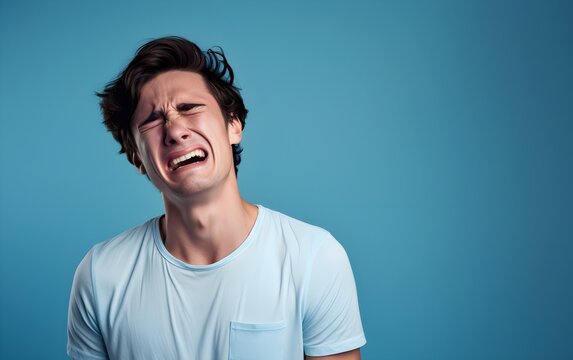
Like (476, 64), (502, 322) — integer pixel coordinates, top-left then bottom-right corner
(1, 0), (571, 359)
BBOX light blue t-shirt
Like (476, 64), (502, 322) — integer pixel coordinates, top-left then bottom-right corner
(67, 205), (366, 359)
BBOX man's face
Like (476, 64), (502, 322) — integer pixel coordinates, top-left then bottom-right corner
(130, 70), (242, 202)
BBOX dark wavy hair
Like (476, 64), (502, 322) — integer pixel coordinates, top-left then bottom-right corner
(98, 36), (248, 175)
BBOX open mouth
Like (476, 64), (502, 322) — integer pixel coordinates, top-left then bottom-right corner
(169, 149), (208, 171)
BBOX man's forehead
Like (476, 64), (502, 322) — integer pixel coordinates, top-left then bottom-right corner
(139, 70), (209, 102)
(132, 71), (211, 123)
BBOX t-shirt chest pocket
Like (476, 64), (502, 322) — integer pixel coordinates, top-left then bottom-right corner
(228, 320), (287, 360)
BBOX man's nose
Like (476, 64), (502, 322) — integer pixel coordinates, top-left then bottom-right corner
(163, 114), (191, 146)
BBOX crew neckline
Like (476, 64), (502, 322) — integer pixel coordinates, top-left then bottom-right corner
(152, 204), (265, 271)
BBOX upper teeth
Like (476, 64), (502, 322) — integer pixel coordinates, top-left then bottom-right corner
(170, 149), (206, 167)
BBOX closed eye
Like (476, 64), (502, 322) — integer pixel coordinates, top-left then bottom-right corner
(138, 111), (163, 131)
(177, 103), (204, 112)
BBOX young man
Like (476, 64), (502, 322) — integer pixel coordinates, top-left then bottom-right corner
(67, 36), (366, 360)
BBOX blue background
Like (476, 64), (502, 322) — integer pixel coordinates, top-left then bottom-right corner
(1, 0), (572, 359)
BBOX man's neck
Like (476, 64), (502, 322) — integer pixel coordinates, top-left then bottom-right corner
(160, 180), (258, 266)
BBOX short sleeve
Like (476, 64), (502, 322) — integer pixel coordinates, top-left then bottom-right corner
(302, 234), (366, 356)
(67, 248), (108, 360)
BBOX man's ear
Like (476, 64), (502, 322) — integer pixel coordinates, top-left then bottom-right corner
(228, 117), (243, 145)
(132, 153), (146, 175)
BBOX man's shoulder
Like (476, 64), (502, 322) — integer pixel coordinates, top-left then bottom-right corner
(93, 217), (158, 253)
(260, 205), (338, 250)
(86, 217), (159, 277)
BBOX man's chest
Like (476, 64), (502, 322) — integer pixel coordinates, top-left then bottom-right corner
(98, 259), (304, 359)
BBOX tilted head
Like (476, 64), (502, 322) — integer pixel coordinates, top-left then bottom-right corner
(98, 36), (248, 175)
